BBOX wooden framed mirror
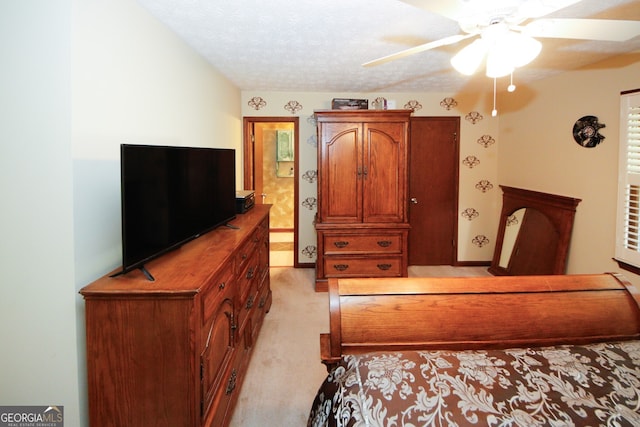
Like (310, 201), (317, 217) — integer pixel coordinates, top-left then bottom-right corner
(489, 186), (581, 276)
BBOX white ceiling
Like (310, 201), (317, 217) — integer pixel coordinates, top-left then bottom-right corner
(136, 0), (640, 93)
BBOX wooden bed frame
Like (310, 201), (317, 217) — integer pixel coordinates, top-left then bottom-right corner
(320, 273), (640, 369)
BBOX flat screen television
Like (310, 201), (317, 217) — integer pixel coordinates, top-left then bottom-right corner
(117, 144), (236, 280)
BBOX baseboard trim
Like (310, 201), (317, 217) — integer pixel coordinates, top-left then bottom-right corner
(454, 261), (491, 267)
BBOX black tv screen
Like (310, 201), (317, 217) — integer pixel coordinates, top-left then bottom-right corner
(119, 144), (236, 277)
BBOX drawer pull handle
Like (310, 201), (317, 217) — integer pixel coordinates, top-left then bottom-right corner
(218, 282), (226, 290)
(333, 264), (349, 271)
(246, 267), (255, 279)
(377, 263), (392, 271)
(246, 295), (255, 309)
(334, 241), (349, 248)
(377, 240), (392, 248)
(226, 369), (237, 395)
(259, 296), (266, 308)
(226, 312), (237, 331)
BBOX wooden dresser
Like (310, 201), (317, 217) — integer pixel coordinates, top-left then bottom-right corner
(315, 110), (411, 291)
(80, 205), (271, 427)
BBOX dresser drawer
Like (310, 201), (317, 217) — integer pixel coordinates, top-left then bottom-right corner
(253, 283), (272, 334)
(238, 255), (259, 301)
(202, 267), (235, 325)
(256, 216), (269, 239)
(236, 274), (259, 338)
(323, 233), (403, 254)
(323, 256), (403, 277)
(235, 229), (261, 271)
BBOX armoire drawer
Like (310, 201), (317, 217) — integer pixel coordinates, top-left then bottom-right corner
(323, 256), (403, 277)
(323, 233), (403, 254)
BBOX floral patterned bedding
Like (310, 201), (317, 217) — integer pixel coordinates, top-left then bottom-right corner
(308, 341), (640, 427)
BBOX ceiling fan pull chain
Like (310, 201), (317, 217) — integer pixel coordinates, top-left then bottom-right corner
(508, 72), (516, 92)
(492, 77), (497, 117)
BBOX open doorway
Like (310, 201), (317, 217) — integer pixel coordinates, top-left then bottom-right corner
(243, 117), (300, 267)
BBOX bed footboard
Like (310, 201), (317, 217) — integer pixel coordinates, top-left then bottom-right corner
(320, 273), (640, 368)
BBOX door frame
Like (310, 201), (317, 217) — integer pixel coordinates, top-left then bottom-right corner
(243, 116), (300, 267)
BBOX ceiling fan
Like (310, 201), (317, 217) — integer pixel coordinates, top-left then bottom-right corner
(363, 0), (640, 78)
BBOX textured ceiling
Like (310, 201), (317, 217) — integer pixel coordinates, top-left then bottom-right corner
(136, 0), (640, 93)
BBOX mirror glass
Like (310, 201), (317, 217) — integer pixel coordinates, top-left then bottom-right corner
(498, 208), (525, 268)
(276, 129), (294, 177)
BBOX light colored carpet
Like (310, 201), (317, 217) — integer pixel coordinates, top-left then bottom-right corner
(270, 242), (294, 251)
(229, 265), (490, 426)
(229, 267), (329, 427)
(269, 232), (294, 267)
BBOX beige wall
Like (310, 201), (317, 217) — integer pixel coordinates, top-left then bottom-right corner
(499, 54), (640, 285)
(241, 91), (501, 265)
(71, 0), (242, 421)
(2, 1), (242, 426)
(72, 0), (242, 283)
(1, 0), (77, 424)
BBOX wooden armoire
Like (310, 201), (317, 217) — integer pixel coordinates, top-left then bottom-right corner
(315, 109), (411, 291)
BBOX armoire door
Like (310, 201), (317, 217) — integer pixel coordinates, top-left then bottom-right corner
(318, 121), (362, 223)
(363, 121), (408, 223)
(408, 117), (459, 265)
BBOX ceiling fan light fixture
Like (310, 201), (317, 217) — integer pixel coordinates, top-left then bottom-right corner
(451, 39), (488, 75)
(507, 32), (541, 67)
(484, 29), (541, 78)
(485, 48), (514, 78)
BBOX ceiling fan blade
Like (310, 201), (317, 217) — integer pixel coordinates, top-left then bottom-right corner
(516, 0), (583, 19)
(400, 0), (583, 24)
(523, 18), (640, 42)
(363, 34), (473, 67)
(397, 0), (466, 21)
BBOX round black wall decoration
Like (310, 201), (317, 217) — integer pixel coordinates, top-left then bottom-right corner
(573, 115), (605, 148)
